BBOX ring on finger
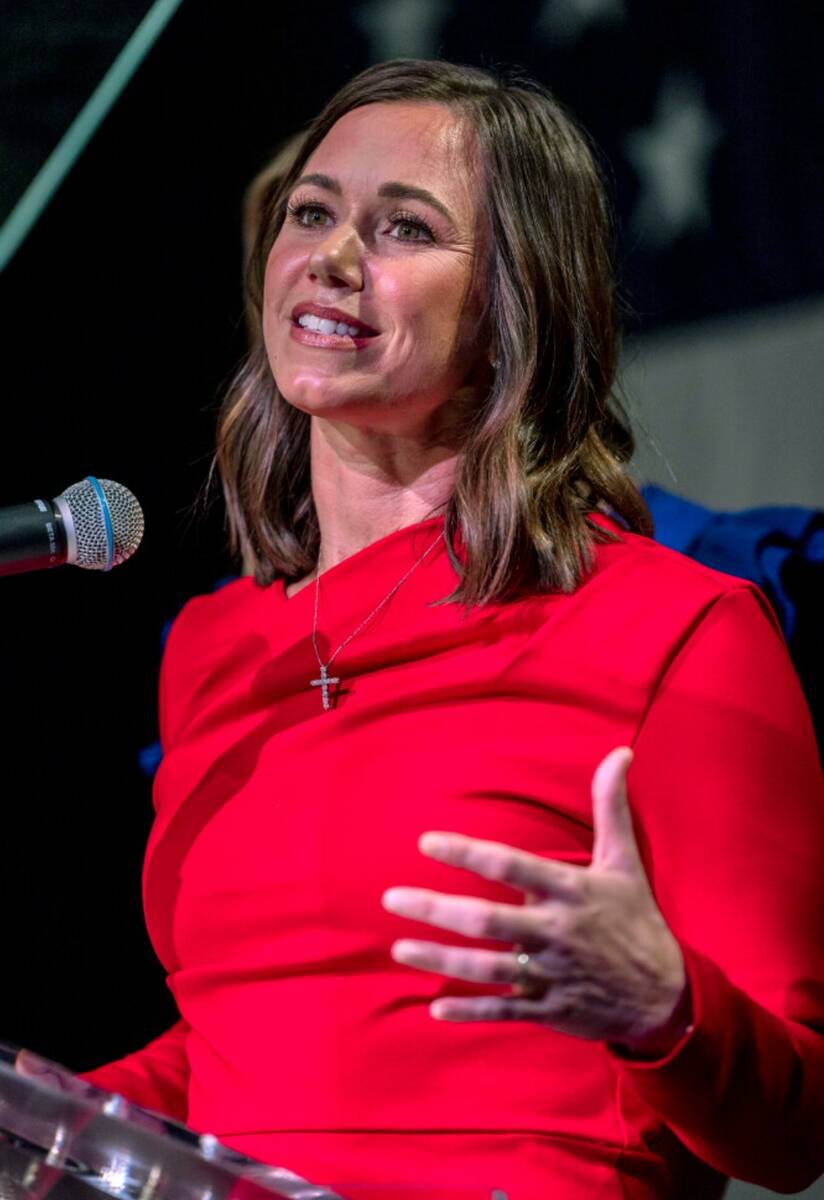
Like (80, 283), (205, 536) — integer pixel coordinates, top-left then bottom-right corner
(513, 948), (549, 999)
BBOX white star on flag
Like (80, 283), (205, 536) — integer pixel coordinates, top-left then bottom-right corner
(624, 72), (723, 249)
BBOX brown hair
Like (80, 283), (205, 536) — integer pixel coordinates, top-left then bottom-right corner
(241, 132), (307, 320)
(216, 58), (651, 605)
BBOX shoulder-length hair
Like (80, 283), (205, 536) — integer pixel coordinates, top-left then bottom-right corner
(216, 58), (651, 605)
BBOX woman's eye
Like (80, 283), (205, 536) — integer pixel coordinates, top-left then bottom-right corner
(289, 203), (332, 228)
(389, 215), (434, 242)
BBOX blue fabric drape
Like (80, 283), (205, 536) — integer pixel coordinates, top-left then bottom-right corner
(643, 486), (823, 755)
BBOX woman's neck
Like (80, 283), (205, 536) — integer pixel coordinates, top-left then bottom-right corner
(310, 417), (458, 573)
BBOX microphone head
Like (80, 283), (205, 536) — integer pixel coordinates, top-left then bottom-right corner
(56, 477), (145, 570)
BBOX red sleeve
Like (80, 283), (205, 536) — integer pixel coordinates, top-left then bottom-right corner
(79, 1020), (190, 1122)
(612, 585), (824, 1193)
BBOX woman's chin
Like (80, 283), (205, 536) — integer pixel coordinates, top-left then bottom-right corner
(281, 384), (366, 414)
(278, 375), (394, 421)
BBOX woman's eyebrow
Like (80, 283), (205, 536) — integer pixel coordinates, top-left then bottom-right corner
(293, 172), (341, 194)
(291, 173), (455, 225)
(378, 181), (455, 224)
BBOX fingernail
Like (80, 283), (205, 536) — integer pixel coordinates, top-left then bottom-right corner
(419, 833), (449, 855)
(609, 746), (633, 773)
(382, 888), (406, 911)
(391, 940), (415, 963)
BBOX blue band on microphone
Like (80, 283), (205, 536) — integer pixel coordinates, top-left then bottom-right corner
(86, 475), (114, 571)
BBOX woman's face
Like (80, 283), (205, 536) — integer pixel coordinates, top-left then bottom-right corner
(262, 101), (487, 438)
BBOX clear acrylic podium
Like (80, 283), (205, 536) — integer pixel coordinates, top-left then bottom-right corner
(0, 1046), (508, 1200)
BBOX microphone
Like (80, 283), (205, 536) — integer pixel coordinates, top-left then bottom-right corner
(0, 477), (144, 578)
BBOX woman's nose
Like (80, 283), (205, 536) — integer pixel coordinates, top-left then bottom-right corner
(308, 227), (364, 291)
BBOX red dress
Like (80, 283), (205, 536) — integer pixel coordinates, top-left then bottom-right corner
(84, 516), (824, 1199)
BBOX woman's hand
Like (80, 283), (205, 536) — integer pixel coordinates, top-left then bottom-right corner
(382, 747), (691, 1057)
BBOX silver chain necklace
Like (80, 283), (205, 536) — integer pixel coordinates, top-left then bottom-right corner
(310, 529), (444, 711)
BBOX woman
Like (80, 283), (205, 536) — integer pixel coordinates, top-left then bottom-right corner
(83, 60), (824, 1199)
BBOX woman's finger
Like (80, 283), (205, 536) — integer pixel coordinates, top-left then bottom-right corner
(429, 994), (551, 1022)
(591, 747), (644, 875)
(391, 939), (533, 985)
(382, 886), (544, 943)
(417, 831), (582, 898)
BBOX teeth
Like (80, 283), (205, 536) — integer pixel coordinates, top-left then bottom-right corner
(297, 312), (365, 337)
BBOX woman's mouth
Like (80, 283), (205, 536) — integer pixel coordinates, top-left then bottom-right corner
(290, 305), (379, 349)
(297, 313), (366, 337)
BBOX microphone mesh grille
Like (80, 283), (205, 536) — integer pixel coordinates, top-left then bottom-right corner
(58, 478), (145, 570)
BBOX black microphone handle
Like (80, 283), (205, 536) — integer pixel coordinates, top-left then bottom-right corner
(0, 500), (69, 577)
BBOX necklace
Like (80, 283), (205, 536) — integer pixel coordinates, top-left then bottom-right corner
(310, 528), (444, 711)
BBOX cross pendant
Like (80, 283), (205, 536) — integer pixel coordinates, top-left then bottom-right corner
(310, 663), (341, 711)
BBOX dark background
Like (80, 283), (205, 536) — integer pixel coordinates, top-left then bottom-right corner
(1, 0), (822, 1075)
